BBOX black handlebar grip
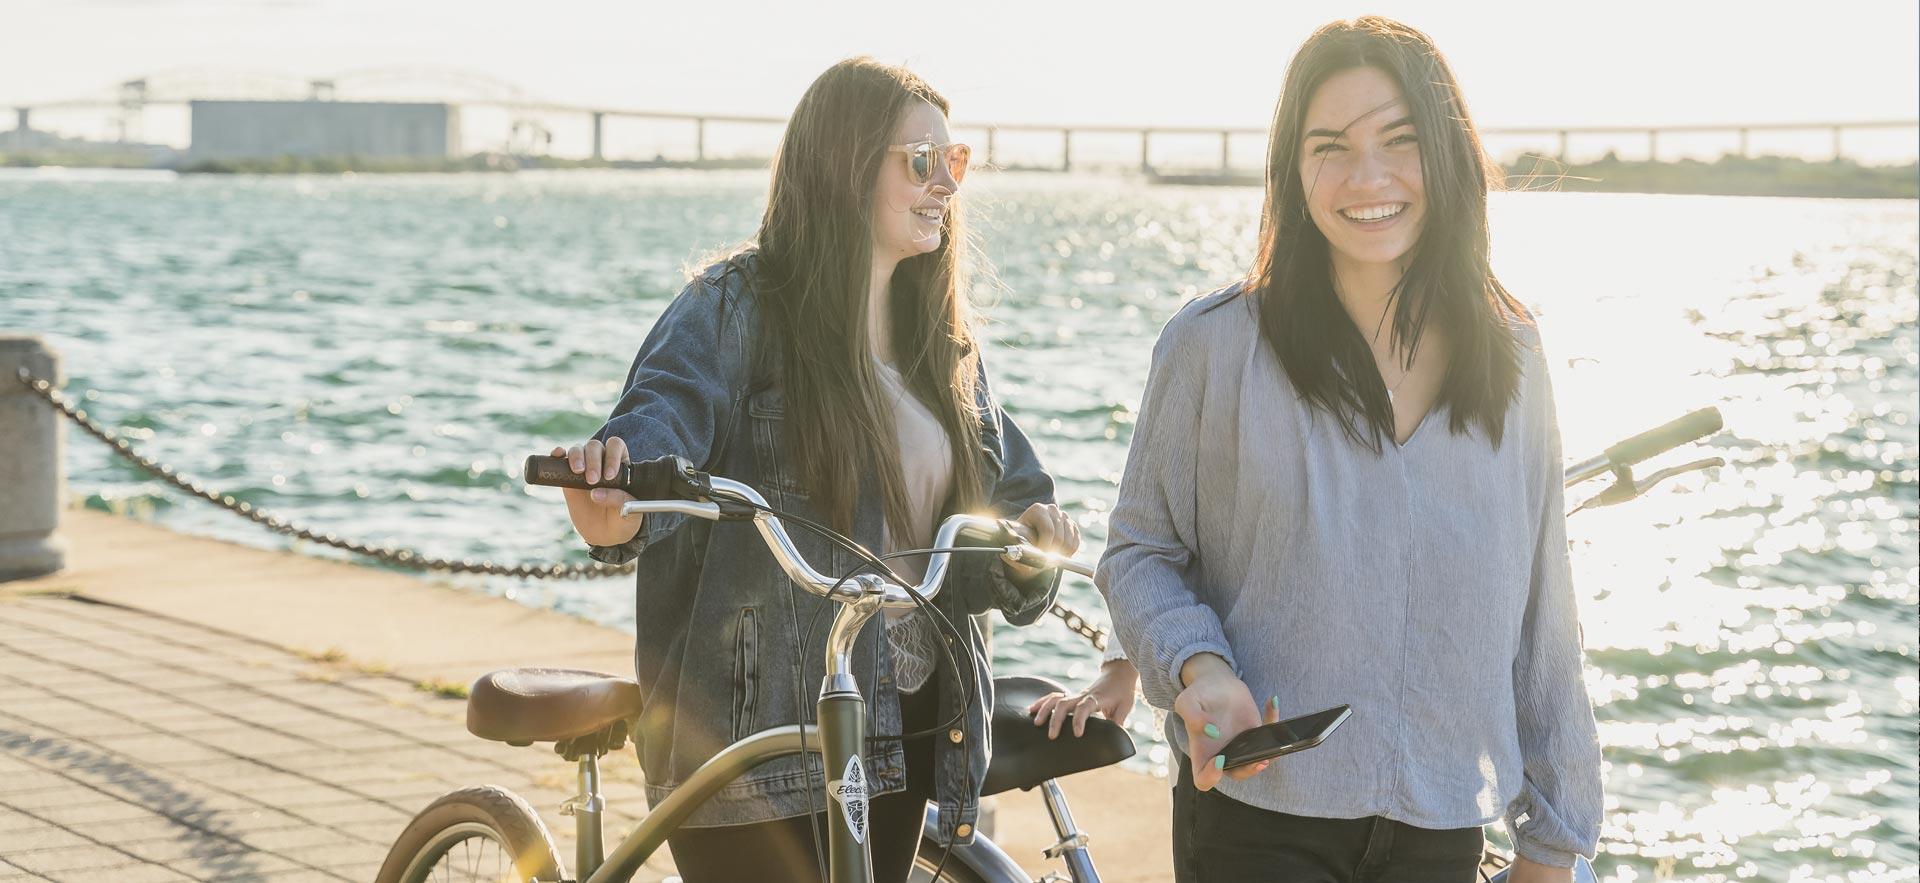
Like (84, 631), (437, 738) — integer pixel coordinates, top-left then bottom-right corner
(523, 455), (629, 492)
(522, 454), (691, 501)
(1604, 407), (1723, 468)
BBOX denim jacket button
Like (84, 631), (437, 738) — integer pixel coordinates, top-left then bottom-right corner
(955, 823), (973, 839)
(947, 728), (964, 744)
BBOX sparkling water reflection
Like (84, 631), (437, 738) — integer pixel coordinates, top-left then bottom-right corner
(2, 169), (1913, 882)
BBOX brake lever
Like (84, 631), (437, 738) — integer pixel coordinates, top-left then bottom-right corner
(1640, 457), (1725, 491)
(694, 476), (772, 522)
(1569, 456), (1724, 516)
(1001, 543), (1097, 578)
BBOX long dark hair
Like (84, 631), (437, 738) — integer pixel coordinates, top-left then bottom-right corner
(1250, 16), (1528, 451)
(753, 57), (987, 538)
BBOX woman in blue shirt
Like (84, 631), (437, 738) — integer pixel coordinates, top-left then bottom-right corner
(552, 58), (1079, 883)
(1098, 17), (1603, 883)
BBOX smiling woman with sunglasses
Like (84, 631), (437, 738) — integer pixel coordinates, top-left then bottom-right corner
(548, 57), (1084, 883)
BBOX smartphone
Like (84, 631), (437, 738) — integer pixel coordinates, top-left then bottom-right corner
(1218, 704), (1352, 770)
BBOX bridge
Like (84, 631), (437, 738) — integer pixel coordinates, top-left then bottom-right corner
(8, 70), (1917, 172)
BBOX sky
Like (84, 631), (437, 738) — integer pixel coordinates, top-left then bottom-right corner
(5, 0), (1917, 160)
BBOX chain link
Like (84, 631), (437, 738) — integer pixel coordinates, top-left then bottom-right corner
(1049, 600), (1109, 652)
(13, 367), (1111, 648)
(13, 367), (632, 579)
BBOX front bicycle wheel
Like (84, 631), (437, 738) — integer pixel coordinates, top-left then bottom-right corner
(376, 786), (566, 883)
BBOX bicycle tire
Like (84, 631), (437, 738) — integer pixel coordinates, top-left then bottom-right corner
(375, 785), (567, 883)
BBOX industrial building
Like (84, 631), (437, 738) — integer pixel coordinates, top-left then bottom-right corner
(188, 100), (461, 160)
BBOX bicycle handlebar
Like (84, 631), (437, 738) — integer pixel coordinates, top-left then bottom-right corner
(710, 476), (1015, 607)
(525, 455), (1091, 608)
(1604, 407), (1723, 469)
(1565, 406), (1723, 487)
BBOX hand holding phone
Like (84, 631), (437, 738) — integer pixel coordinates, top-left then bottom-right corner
(1218, 705), (1352, 770)
(1175, 659), (1271, 790)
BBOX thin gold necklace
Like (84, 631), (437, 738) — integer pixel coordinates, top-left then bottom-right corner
(1380, 349), (1412, 405)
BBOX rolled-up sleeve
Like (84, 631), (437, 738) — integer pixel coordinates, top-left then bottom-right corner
(584, 277), (741, 564)
(1095, 315), (1233, 710)
(1505, 341), (1604, 866)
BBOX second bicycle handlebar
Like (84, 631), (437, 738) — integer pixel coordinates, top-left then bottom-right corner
(1564, 406), (1723, 487)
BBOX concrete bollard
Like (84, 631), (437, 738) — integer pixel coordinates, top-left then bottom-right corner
(0, 335), (66, 580)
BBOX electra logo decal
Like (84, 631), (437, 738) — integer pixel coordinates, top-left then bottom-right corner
(828, 755), (869, 844)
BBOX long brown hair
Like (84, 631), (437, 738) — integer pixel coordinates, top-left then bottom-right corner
(753, 57), (988, 539)
(1250, 16), (1529, 451)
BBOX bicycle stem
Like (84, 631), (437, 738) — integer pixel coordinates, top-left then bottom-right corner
(825, 591), (886, 695)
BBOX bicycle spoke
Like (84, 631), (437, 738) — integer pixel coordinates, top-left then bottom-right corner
(422, 834), (499, 883)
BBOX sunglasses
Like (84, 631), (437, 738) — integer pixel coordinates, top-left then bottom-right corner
(887, 140), (972, 187)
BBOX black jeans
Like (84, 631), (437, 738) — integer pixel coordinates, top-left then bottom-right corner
(666, 684), (938, 883)
(1173, 758), (1484, 883)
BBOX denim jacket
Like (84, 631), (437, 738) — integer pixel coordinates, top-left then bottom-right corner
(585, 251), (1061, 842)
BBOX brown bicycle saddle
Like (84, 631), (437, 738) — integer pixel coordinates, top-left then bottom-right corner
(466, 667), (642, 746)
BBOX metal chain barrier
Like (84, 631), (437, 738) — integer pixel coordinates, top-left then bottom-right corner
(1051, 601), (1109, 652)
(15, 368), (1110, 648)
(14, 367), (631, 579)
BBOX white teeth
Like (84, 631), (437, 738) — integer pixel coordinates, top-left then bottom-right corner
(912, 208), (943, 220)
(1340, 203), (1404, 222)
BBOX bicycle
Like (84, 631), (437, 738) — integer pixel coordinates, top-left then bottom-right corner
(377, 455), (1124, 883)
(375, 406), (1724, 883)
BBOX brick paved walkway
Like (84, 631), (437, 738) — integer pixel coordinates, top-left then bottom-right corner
(0, 593), (672, 882)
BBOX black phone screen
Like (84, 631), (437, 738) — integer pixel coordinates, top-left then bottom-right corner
(1218, 704), (1352, 769)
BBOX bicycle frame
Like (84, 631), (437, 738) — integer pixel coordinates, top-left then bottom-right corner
(574, 725), (825, 882)
(557, 591), (882, 881)
(563, 604), (880, 882)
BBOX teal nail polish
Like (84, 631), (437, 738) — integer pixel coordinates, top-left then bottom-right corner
(1213, 755), (1226, 770)
(1203, 723), (1220, 739)
(1270, 696), (1280, 715)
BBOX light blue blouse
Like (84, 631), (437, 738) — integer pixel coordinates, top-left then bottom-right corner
(1096, 283), (1603, 867)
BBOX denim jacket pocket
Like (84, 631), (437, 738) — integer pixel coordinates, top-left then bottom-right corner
(748, 386), (810, 501)
(746, 383), (785, 419)
(731, 605), (760, 741)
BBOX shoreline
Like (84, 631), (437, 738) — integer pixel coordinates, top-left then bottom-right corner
(4, 151), (1913, 200)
